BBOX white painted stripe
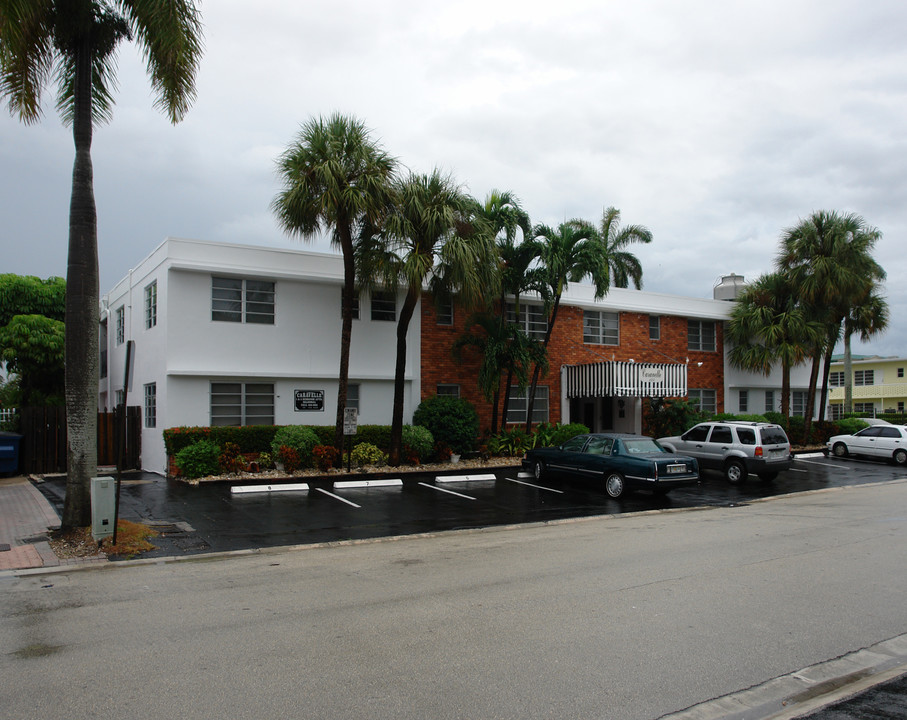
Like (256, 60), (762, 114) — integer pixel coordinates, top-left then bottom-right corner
(418, 482), (476, 500)
(315, 488), (361, 508)
(231, 482), (309, 495)
(795, 453), (826, 459)
(333, 479), (403, 489)
(796, 458), (837, 467)
(505, 477), (564, 494)
(436, 474), (497, 483)
(517, 471), (533, 478)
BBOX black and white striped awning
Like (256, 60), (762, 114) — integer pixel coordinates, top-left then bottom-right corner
(564, 361), (687, 398)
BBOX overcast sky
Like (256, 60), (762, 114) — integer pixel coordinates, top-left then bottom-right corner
(2, 0), (904, 357)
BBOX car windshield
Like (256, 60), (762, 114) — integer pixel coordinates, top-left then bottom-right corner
(760, 427), (789, 445)
(622, 438), (664, 454)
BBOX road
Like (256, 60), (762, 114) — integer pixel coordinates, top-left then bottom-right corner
(3, 476), (906, 719)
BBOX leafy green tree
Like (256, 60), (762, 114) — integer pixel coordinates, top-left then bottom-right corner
(841, 288), (888, 414)
(597, 206), (652, 290)
(1, 1), (203, 529)
(777, 211), (887, 427)
(272, 114), (397, 452)
(360, 169), (498, 464)
(726, 272), (824, 423)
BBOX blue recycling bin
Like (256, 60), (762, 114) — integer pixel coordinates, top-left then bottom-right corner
(0, 431), (23, 474)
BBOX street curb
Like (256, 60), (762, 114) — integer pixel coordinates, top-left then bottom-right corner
(657, 633), (907, 720)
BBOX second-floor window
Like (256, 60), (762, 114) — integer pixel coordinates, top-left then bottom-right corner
(688, 320), (716, 352)
(212, 277), (275, 324)
(371, 291), (396, 321)
(145, 281), (157, 329)
(116, 306), (125, 345)
(854, 370), (874, 386)
(829, 371), (844, 387)
(583, 311), (619, 345)
(649, 315), (660, 341)
(436, 296), (454, 326)
(506, 302), (547, 340)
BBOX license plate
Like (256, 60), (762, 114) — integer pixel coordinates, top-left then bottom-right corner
(666, 464), (686, 474)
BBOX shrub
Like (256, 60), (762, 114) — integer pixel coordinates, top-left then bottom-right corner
(351, 442), (387, 467)
(257, 451), (274, 469)
(277, 445), (301, 473)
(175, 440), (221, 479)
(541, 422), (590, 447)
(401, 424), (433, 463)
(313, 445), (339, 472)
(647, 397), (708, 438)
(413, 395), (479, 454)
(218, 442), (247, 475)
(271, 426), (319, 467)
(488, 427), (530, 456)
(834, 417), (869, 436)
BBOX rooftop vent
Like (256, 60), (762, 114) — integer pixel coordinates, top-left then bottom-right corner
(713, 273), (746, 301)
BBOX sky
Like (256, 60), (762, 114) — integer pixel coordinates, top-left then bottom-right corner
(2, 0), (905, 357)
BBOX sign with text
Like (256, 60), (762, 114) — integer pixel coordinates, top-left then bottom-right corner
(294, 390), (324, 412)
(343, 407), (358, 436)
(639, 366), (665, 383)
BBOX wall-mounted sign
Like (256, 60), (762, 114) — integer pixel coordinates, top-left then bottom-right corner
(294, 389), (324, 412)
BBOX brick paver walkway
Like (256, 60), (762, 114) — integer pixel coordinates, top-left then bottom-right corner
(0, 476), (62, 571)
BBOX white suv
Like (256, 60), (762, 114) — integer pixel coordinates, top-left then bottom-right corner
(658, 422), (792, 483)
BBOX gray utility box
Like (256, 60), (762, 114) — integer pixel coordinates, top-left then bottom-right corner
(91, 476), (116, 542)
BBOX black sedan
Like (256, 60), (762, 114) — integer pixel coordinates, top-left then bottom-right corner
(521, 433), (700, 499)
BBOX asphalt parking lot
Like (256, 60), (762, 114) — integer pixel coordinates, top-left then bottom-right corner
(34, 451), (907, 559)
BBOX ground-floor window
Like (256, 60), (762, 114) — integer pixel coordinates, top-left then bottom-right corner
(437, 384), (460, 398)
(853, 402), (874, 415)
(210, 382), (275, 426)
(829, 403), (843, 420)
(345, 383), (359, 412)
(792, 391), (808, 417)
(688, 388), (716, 414)
(738, 389), (748, 413)
(506, 385), (548, 424)
(764, 390), (775, 413)
(144, 383), (156, 428)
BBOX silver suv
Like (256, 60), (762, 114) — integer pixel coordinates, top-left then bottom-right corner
(658, 422), (792, 483)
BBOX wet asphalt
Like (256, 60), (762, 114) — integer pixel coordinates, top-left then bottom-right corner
(32, 451), (907, 561)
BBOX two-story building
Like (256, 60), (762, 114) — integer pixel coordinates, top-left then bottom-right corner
(826, 355), (907, 418)
(100, 238), (819, 474)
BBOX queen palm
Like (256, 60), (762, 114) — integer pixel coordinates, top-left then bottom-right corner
(1, 0), (203, 528)
(778, 211), (886, 427)
(598, 206), (652, 290)
(272, 114), (396, 452)
(726, 272), (824, 422)
(842, 288), (889, 414)
(362, 170), (498, 464)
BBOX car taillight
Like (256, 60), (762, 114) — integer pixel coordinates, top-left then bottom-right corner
(755, 446), (763, 457)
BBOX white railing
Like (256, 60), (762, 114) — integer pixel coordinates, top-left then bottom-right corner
(0, 408), (16, 424)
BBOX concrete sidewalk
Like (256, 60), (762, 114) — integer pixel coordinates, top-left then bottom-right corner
(0, 476), (70, 571)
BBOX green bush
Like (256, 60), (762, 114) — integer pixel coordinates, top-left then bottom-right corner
(413, 395), (479, 454)
(401, 424), (433, 462)
(546, 422), (590, 446)
(164, 425), (278, 455)
(834, 417), (869, 435)
(488, 427), (530, 456)
(270, 426), (319, 467)
(351, 442), (387, 467)
(175, 440), (221, 479)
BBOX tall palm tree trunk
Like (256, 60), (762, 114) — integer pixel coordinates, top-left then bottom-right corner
(802, 355), (821, 443)
(844, 332), (854, 415)
(780, 362), (791, 428)
(817, 333), (836, 424)
(63, 38), (99, 530)
(389, 286), (420, 465)
(334, 222), (355, 453)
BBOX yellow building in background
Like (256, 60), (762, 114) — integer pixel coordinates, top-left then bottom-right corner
(827, 355), (907, 419)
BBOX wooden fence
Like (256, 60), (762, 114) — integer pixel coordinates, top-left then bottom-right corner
(17, 406), (141, 474)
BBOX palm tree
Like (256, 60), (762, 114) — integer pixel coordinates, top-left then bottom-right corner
(842, 288), (889, 414)
(1, 0), (203, 529)
(778, 211), (886, 428)
(523, 220), (603, 432)
(598, 206), (652, 290)
(272, 114), (396, 452)
(362, 170), (498, 464)
(726, 272), (824, 423)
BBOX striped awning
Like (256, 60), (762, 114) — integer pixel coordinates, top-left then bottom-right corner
(564, 361), (687, 399)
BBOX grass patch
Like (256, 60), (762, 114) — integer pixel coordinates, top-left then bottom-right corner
(100, 520), (160, 559)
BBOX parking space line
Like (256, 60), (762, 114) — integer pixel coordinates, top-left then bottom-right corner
(796, 458), (838, 467)
(505, 477), (564, 494)
(315, 488), (362, 508)
(418, 482), (476, 500)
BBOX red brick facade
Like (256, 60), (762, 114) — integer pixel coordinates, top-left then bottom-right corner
(420, 296), (724, 434)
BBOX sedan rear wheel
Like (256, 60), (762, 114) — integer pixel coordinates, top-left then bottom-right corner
(724, 459), (746, 484)
(605, 472), (625, 499)
(832, 443), (849, 458)
(533, 460), (546, 480)
(894, 449), (907, 466)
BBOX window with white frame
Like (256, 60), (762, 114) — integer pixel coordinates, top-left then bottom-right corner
(210, 382), (275, 426)
(144, 383), (156, 428)
(436, 296), (454, 326)
(687, 320), (716, 352)
(116, 306), (125, 345)
(506, 385), (549, 424)
(506, 303), (547, 340)
(144, 281), (157, 329)
(649, 315), (660, 341)
(765, 390), (775, 413)
(688, 388), (716, 414)
(738, 389), (748, 413)
(345, 384), (359, 412)
(854, 370), (874, 386)
(829, 404), (843, 420)
(115, 389), (125, 407)
(437, 384), (460, 397)
(829, 371), (844, 387)
(371, 291), (396, 321)
(583, 310), (619, 345)
(212, 277), (275, 324)
(792, 390), (808, 417)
